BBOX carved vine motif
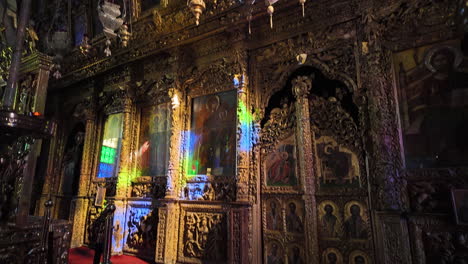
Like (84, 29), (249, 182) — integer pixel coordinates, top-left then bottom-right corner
(255, 21), (359, 108)
(364, 0), (458, 49)
(0, 46), (12, 81)
(0, 136), (34, 222)
(73, 97), (95, 121)
(184, 62), (236, 97)
(85, 205), (105, 245)
(261, 103), (296, 155)
(125, 207), (158, 257)
(361, 47), (406, 211)
(309, 95), (363, 168)
(182, 212), (227, 261)
(134, 75), (174, 103)
(99, 89), (132, 115)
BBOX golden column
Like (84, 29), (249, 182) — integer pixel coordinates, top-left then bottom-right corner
(113, 90), (134, 254)
(155, 87), (184, 264)
(71, 98), (97, 248)
(292, 75), (319, 263)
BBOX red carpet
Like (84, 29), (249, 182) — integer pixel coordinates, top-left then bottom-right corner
(69, 247), (151, 264)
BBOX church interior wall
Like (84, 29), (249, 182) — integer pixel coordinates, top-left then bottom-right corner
(27, 0), (468, 263)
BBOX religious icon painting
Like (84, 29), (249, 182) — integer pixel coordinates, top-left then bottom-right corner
(285, 200), (304, 234)
(451, 189), (468, 225)
(286, 244), (305, 264)
(188, 90), (237, 178)
(265, 199), (283, 232)
(322, 248), (343, 264)
(348, 250), (370, 264)
(343, 201), (369, 241)
(138, 103), (171, 177)
(318, 200), (342, 240)
(266, 241), (284, 264)
(264, 134), (298, 187)
(393, 41), (468, 169)
(315, 135), (360, 189)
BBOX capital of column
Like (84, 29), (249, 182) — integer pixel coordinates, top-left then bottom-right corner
(292, 75), (312, 99)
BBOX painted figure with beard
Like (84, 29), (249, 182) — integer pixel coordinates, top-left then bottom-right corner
(288, 246), (304, 264)
(321, 204), (339, 238)
(399, 45), (468, 167)
(286, 202), (303, 233)
(267, 243), (283, 264)
(344, 205), (367, 239)
(267, 201), (281, 231)
(327, 253), (337, 264)
(353, 255), (366, 264)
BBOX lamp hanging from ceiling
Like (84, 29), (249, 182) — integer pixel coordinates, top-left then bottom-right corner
(266, 0), (278, 29)
(188, 0), (206, 26)
(98, 0), (126, 56)
(48, 31), (70, 79)
(46, 0), (71, 79)
(299, 0), (305, 17)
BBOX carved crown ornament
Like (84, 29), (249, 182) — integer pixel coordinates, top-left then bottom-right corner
(308, 95), (362, 158)
(183, 63), (236, 97)
(73, 97), (96, 121)
(99, 89), (132, 115)
(134, 75), (175, 104)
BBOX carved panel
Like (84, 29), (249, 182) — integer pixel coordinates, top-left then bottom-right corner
(262, 197), (306, 264)
(408, 214), (468, 264)
(406, 168), (468, 214)
(317, 197), (374, 263)
(131, 176), (167, 199)
(178, 205), (228, 264)
(123, 201), (159, 260)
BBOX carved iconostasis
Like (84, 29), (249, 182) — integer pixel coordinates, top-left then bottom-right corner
(32, 1), (468, 263)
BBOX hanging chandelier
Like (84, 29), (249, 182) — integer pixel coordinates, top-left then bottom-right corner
(48, 31), (70, 79)
(98, 0), (126, 56)
(45, 0), (71, 79)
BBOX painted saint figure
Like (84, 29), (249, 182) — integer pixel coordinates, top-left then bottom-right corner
(286, 202), (304, 233)
(353, 255), (366, 264)
(288, 246), (304, 264)
(267, 201), (281, 231)
(267, 243), (284, 264)
(267, 142), (297, 186)
(397, 45), (468, 168)
(268, 151), (291, 184)
(327, 252), (337, 264)
(321, 204), (338, 238)
(344, 204), (367, 240)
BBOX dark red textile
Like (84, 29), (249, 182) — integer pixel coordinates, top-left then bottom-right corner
(69, 247), (150, 264)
